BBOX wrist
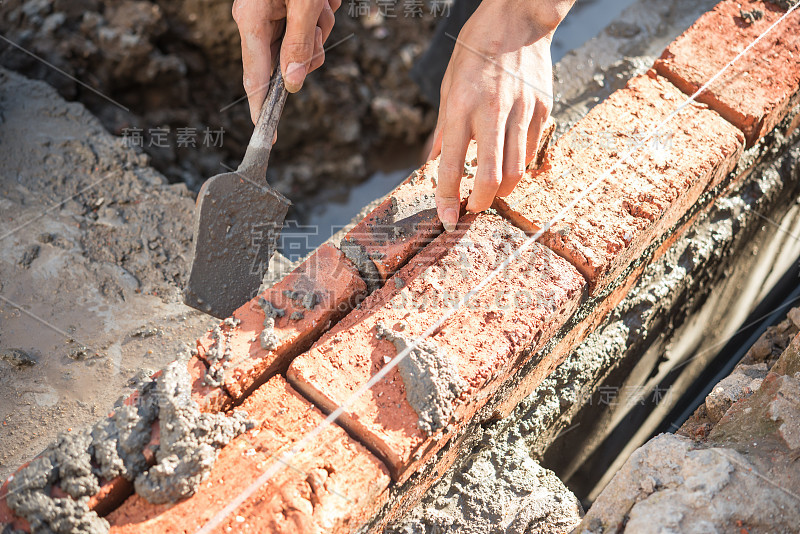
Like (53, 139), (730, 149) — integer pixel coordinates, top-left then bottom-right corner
(481, 0), (572, 44)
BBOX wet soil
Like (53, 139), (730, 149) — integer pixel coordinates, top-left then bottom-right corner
(0, 66), (216, 481)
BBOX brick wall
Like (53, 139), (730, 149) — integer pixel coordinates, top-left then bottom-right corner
(2, 1), (799, 531)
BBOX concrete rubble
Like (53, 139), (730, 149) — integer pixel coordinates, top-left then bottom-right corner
(578, 311), (800, 533)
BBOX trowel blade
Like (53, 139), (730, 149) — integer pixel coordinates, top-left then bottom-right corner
(184, 170), (289, 319)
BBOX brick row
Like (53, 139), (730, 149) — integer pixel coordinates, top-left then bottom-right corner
(494, 71), (744, 295)
(196, 243), (367, 405)
(288, 213), (586, 482)
(654, 0), (800, 146)
(107, 375), (390, 533)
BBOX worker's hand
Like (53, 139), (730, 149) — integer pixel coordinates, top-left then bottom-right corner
(233, 0), (341, 123)
(431, 0), (573, 231)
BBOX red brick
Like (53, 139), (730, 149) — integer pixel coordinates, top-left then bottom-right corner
(107, 375), (390, 534)
(494, 72), (744, 295)
(341, 119), (554, 292)
(654, 0), (800, 146)
(288, 213), (585, 482)
(196, 243), (367, 404)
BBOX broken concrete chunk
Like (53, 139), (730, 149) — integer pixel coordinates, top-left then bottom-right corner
(705, 363), (768, 423)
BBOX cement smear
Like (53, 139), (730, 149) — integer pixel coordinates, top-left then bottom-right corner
(133, 360), (252, 504)
(5, 357), (251, 531)
(258, 297), (286, 351)
(375, 322), (466, 436)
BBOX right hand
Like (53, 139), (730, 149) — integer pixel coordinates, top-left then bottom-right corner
(232, 0), (341, 123)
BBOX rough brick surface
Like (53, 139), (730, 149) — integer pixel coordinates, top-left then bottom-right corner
(340, 150), (471, 292)
(107, 375), (390, 534)
(288, 214), (585, 482)
(341, 119), (554, 292)
(197, 244), (367, 403)
(654, 0), (800, 146)
(495, 72), (744, 294)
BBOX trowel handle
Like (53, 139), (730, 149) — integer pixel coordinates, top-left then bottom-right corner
(238, 64), (289, 182)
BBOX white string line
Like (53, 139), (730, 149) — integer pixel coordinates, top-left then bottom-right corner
(0, 34), (130, 112)
(197, 6), (799, 532)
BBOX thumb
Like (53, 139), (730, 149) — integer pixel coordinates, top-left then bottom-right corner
(281, 0), (320, 92)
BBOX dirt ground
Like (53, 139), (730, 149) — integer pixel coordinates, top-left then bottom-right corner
(0, 0), (438, 221)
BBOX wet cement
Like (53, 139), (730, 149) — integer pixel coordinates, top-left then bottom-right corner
(375, 321), (466, 436)
(133, 360), (252, 504)
(0, 67), (215, 482)
(258, 296), (286, 352)
(5, 355), (250, 531)
(201, 318), (239, 388)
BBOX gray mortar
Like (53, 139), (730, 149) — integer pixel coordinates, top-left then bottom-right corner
(202, 318), (239, 387)
(258, 297), (285, 351)
(5, 356), (251, 531)
(134, 360), (252, 504)
(388, 434), (582, 534)
(341, 238), (383, 293)
(375, 322), (467, 436)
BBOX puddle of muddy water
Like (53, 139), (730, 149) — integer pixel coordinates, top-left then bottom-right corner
(288, 0), (640, 259)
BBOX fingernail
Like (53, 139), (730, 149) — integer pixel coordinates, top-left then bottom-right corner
(285, 62), (307, 91)
(442, 208), (458, 232)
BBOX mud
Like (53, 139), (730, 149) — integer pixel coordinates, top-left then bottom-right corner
(0, 67), (215, 481)
(0, 349), (36, 369)
(375, 321), (466, 436)
(133, 360), (252, 504)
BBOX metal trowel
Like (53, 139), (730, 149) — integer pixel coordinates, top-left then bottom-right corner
(184, 66), (290, 319)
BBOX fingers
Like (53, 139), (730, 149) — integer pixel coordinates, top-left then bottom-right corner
(427, 117), (444, 161)
(233, 0), (275, 123)
(281, 0), (323, 92)
(497, 101), (533, 197)
(525, 101), (551, 166)
(317, 0), (335, 42)
(467, 117), (505, 213)
(309, 26), (324, 72)
(436, 116), (470, 232)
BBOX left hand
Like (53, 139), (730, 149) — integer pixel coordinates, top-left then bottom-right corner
(430, 0), (573, 231)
